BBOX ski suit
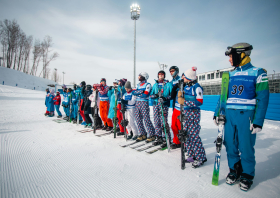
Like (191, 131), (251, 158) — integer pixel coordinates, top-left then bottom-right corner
(45, 91), (50, 114)
(182, 82), (206, 161)
(79, 86), (86, 121)
(83, 89), (93, 124)
(150, 79), (172, 138)
(117, 86), (126, 133)
(170, 75), (181, 108)
(62, 91), (69, 116)
(132, 80), (155, 137)
(67, 91), (76, 119)
(108, 87), (115, 119)
(214, 62), (269, 178)
(94, 84), (113, 127)
(47, 92), (55, 114)
(122, 90), (138, 135)
(53, 93), (62, 116)
(89, 91), (103, 127)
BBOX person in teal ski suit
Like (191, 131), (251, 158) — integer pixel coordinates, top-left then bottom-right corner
(213, 43), (269, 191)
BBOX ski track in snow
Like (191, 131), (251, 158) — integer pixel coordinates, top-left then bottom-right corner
(1, 84), (280, 198)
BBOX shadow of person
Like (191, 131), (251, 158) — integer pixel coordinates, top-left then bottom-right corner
(252, 151), (280, 190)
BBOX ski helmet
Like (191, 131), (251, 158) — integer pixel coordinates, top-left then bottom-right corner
(158, 70), (165, 78)
(100, 78), (106, 82)
(225, 42), (253, 66)
(86, 84), (92, 91)
(73, 84), (77, 90)
(139, 72), (149, 80)
(80, 81), (86, 87)
(169, 66), (179, 77)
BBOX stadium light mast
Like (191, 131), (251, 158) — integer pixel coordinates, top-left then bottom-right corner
(158, 62), (168, 71)
(130, 3), (141, 87)
(62, 71), (65, 84)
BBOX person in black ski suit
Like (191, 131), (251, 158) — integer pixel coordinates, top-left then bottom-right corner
(83, 84), (93, 128)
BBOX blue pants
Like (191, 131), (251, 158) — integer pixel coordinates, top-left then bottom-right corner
(55, 105), (62, 116)
(63, 106), (69, 117)
(224, 109), (256, 177)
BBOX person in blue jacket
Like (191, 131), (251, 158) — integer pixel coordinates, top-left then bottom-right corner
(67, 88), (76, 121)
(132, 72), (155, 142)
(213, 43), (269, 191)
(72, 84), (83, 124)
(108, 81), (120, 132)
(83, 85), (93, 128)
(177, 67), (207, 168)
(47, 89), (55, 117)
(150, 70), (172, 146)
(169, 66), (181, 109)
(61, 85), (69, 120)
(45, 88), (50, 116)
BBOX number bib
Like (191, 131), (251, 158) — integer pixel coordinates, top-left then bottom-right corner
(227, 73), (257, 107)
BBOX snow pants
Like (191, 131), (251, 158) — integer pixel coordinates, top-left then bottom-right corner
(63, 105), (69, 117)
(84, 113), (92, 124)
(91, 107), (103, 127)
(224, 109), (256, 177)
(117, 103), (124, 132)
(184, 109), (206, 161)
(125, 108), (138, 136)
(100, 101), (113, 127)
(55, 105), (62, 116)
(135, 101), (155, 136)
(171, 108), (181, 144)
(153, 103), (170, 138)
(80, 99), (85, 121)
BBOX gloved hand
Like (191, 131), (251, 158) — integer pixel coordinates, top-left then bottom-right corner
(109, 86), (113, 90)
(159, 96), (167, 103)
(250, 124), (262, 134)
(121, 99), (128, 105)
(177, 91), (185, 105)
(213, 116), (219, 126)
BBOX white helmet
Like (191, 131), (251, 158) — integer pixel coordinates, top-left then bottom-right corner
(139, 72), (149, 80)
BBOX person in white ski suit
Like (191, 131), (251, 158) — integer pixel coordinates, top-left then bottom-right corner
(121, 81), (139, 140)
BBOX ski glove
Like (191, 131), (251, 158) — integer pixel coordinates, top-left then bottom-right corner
(213, 116), (219, 126)
(159, 96), (167, 104)
(178, 91), (185, 105)
(250, 124), (262, 134)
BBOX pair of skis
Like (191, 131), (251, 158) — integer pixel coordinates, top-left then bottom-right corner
(92, 90), (99, 134)
(212, 72), (229, 186)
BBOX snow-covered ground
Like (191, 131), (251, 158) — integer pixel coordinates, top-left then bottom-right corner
(1, 84), (280, 198)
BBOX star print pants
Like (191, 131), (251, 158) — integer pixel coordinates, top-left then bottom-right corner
(153, 103), (170, 138)
(135, 101), (155, 136)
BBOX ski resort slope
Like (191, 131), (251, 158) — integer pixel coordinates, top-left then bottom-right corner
(0, 84), (280, 198)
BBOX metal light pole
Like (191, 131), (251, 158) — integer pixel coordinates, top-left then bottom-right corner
(0, 57), (2, 66)
(54, 68), (57, 82)
(130, 3), (140, 87)
(62, 71), (65, 84)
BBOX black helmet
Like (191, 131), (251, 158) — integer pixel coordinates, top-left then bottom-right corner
(225, 42), (253, 66)
(86, 84), (92, 91)
(169, 66), (179, 77)
(158, 70), (166, 78)
(80, 81), (86, 87)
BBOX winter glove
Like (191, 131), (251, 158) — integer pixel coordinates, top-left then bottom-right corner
(213, 116), (219, 126)
(159, 96), (167, 103)
(109, 86), (113, 90)
(250, 124), (262, 134)
(121, 99), (128, 105)
(177, 91), (185, 105)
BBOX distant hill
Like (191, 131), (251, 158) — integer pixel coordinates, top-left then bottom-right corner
(0, 66), (56, 91)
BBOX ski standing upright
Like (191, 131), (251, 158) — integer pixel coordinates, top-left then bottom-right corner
(93, 90), (99, 134)
(77, 93), (80, 126)
(69, 92), (72, 123)
(120, 86), (129, 141)
(212, 71), (229, 186)
(113, 87), (119, 138)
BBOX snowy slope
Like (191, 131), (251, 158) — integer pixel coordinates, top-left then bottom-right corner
(1, 84), (280, 198)
(0, 66), (56, 91)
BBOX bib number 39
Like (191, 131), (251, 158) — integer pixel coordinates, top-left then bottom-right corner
(231, 85), (244, 95)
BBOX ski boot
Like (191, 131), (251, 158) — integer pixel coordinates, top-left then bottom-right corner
(226, 161), (243, 185)
(117, 132), (124, 136)
(136, 135), (147, 142)
(145, 136), (156, 143)
(132, 135), (139, 141)
(72, 119), (77, 124)
(102, 124), (108, 130)
(63, 116), (68, 120)
(152, 136), (163, 146)
(57, 115), (62, 118)
(127, 131), (133, 140)
(81, 121), (87, 126)
(185, 154), (195, 163)
(171, 143), (181, 149)
(239, 174), (253, 191)
(106, 126), (113, 131)
(192, 158), (207, 168)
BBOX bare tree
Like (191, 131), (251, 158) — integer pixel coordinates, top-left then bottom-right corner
(40, 35), (59, 78)
(30, 39), (42, 76)
(22, 35), (33, 73)
(51, 69), (61, 83)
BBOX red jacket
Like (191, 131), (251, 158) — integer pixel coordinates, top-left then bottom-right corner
(53, 94), (61, 105)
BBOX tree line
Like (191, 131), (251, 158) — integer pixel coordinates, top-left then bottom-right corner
(0, 19), (60, 81)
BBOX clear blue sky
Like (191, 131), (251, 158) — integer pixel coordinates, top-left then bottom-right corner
(1, 0), (280, 85)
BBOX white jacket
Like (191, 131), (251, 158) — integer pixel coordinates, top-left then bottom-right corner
(89, 91), (100, 108)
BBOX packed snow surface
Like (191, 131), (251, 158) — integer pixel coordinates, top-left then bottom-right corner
(1, 84), (280, 198)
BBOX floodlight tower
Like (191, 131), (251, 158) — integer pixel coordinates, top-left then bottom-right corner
(158, 62), (168, 71)
(62, 71), (65, 84)
(130, 3), (141, 87)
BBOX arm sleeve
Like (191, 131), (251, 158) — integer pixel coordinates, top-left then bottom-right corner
(132, 89), (144, 95)
(171, 84), (178, 99)
(138, 84), (151, 98)
(98, 86), (109, 95)
(253, 69), (269, 126)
